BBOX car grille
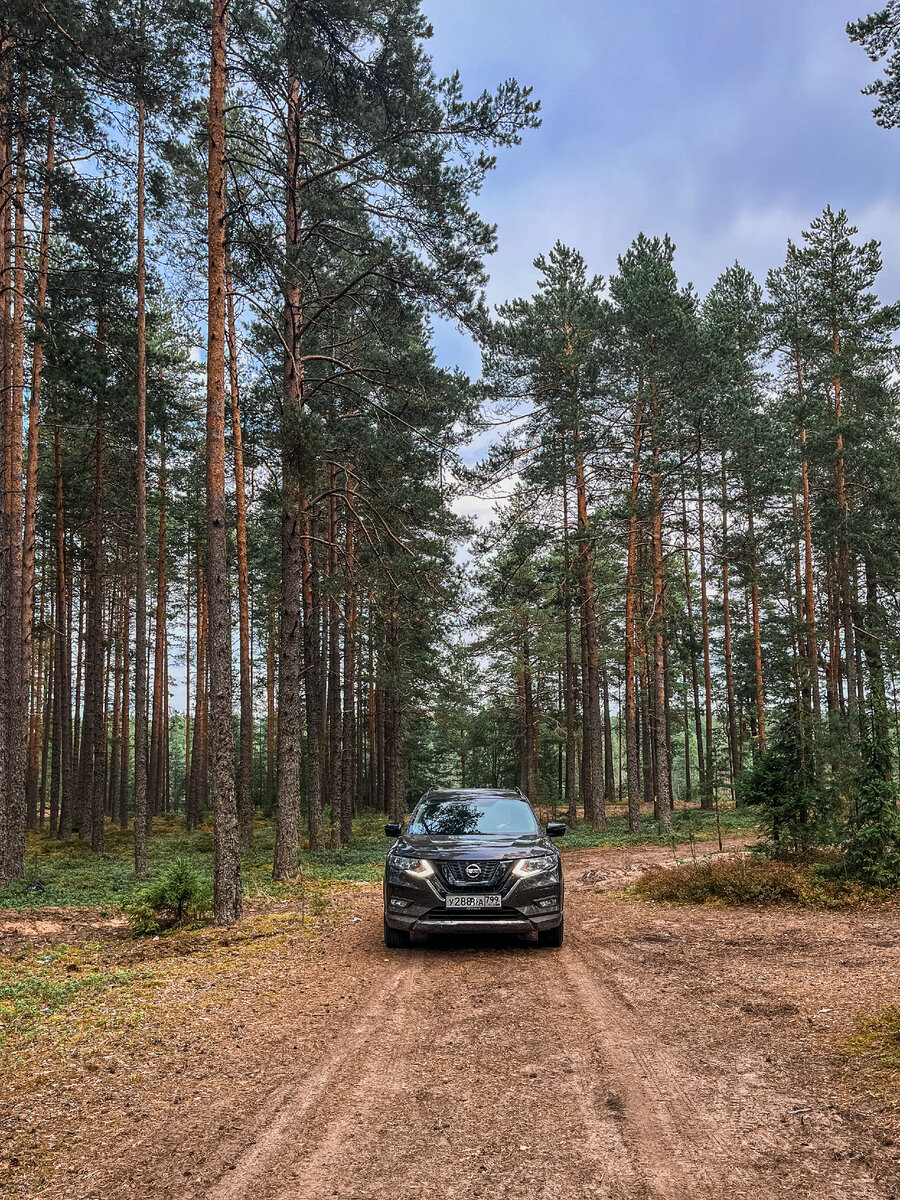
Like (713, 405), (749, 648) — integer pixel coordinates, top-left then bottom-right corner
(438, 860), (509, 891)
(423, 907), (525, 922)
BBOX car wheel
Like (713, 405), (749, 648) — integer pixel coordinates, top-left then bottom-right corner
(384, 917), (411, 948)
(538, 917), (564, 948)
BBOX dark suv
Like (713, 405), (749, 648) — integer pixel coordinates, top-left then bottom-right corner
(383, 788), (565, 948)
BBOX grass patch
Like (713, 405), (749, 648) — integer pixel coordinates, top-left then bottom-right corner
(552, 804), (760, 851)
(632, 854), (889, 908)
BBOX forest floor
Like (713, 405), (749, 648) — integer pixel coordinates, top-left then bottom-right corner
(2, 833), (900, 1199)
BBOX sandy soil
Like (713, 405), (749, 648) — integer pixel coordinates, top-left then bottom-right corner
(4, 839), (900, 1200)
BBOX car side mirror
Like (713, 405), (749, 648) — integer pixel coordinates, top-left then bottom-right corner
(546, 822), (566, 838)
(384, 822), (402, 838)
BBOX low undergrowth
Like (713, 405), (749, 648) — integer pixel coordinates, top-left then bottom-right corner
(552, 803), (760, 851)
(0, 810), (394, 913)
(0, 966), (148, 1044)
(2, 805), (760, 916)
(632, 854), (889, 908)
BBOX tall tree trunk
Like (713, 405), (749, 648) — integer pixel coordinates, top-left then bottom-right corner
(88, 385), (106, 853)
(266, 598), (276, 813)
(133, 89), (149, 876)
(303, 501), (325, 847)
(649, 385), (672, 833)
(798, 390), (822, 720)
(680, 472), (704, 800)
(148, 426), (167, 820)
(720, 460), (739, 796)
(26, 574), (46, 828)
(184, 534), (191, 810)
(624, 399), (644, 832)
(23, 108), (54, 833)
(0, 25), (13, 880)
(273, 70), (304, 879)
(574, 429), (604, 829)
(697, 455), (715, 809)
(205, 0), (242, 922)
(119, 571), (130, 828)
(340, 476), (357, 845)
(746, 491), (767, 755)
(108, 582), (123, 821)
(832, 339), (858, 737)
(226, 269), (254, 848)
(326, 471), (342, 846)
(3, 75), (27, 880)
(187, 566), (207, 831)
(561, 479), (577, 825)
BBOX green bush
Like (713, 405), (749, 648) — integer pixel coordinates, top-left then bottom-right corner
(126, 857), (213, 934)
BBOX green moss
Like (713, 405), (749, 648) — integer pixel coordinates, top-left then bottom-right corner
(844, 1007), (900, 1080)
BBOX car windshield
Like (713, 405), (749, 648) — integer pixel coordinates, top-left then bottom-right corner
(407, 796), (539, 837)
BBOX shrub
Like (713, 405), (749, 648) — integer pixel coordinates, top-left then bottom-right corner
(126, 857), (213, 934)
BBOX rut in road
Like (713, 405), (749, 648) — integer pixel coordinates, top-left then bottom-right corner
(21, 863), (900, 1200)
(562, 936), (754, 1199)
(208, 962), (417, 1200)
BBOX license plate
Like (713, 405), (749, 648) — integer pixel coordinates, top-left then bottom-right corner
(445, 894), (501, 909)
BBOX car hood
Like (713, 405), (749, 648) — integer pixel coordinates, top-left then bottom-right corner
(390, 833), (554, 861)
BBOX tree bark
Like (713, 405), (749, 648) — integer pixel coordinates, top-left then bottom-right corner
(720, 460), (739, 796)
(574, 429), (604, 829)
(3, 73), (27, 880)
(561, 478), (577, 825)
(624, 399), (644, 832)
(205, 0), (242, 923)
(134, 91), (149, 874)
(273, 69), (304, 879)
(226, 269), (254, 848)
(697, 456), (714, 809)
(649, 384), (672, 833)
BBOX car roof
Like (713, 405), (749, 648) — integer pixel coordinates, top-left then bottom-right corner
(418, 788), (529, 803)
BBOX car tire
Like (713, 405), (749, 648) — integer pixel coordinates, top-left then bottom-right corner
(538, 917), (564, 948)
(384, 918), (411, 948)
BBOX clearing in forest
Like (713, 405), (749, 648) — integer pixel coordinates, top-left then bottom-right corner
(2, 837), (899, 1200)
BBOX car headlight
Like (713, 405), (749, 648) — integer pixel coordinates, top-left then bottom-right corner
(511, 855), (557, 879)
(391, 856), (435, 879)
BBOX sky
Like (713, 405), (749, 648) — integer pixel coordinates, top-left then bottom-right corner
(422, 0), (900, 400)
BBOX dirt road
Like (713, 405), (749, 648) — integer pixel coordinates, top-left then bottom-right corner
(13, 842), (900, 1199)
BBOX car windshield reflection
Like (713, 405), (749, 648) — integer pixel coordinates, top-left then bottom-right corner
(407, 797), (539, 836)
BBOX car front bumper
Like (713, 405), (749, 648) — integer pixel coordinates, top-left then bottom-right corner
(383, 862), (563, 936)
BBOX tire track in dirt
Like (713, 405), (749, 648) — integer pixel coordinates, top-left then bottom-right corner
(268, 947), (427, 1200)
(560, 932), (756, 1200)
(208, 959), (417, 1200)
(252, 934), (641, 1200)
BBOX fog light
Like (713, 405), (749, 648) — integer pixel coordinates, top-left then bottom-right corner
(536, 898), (557, 909)
(390, 898), (410, 909)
